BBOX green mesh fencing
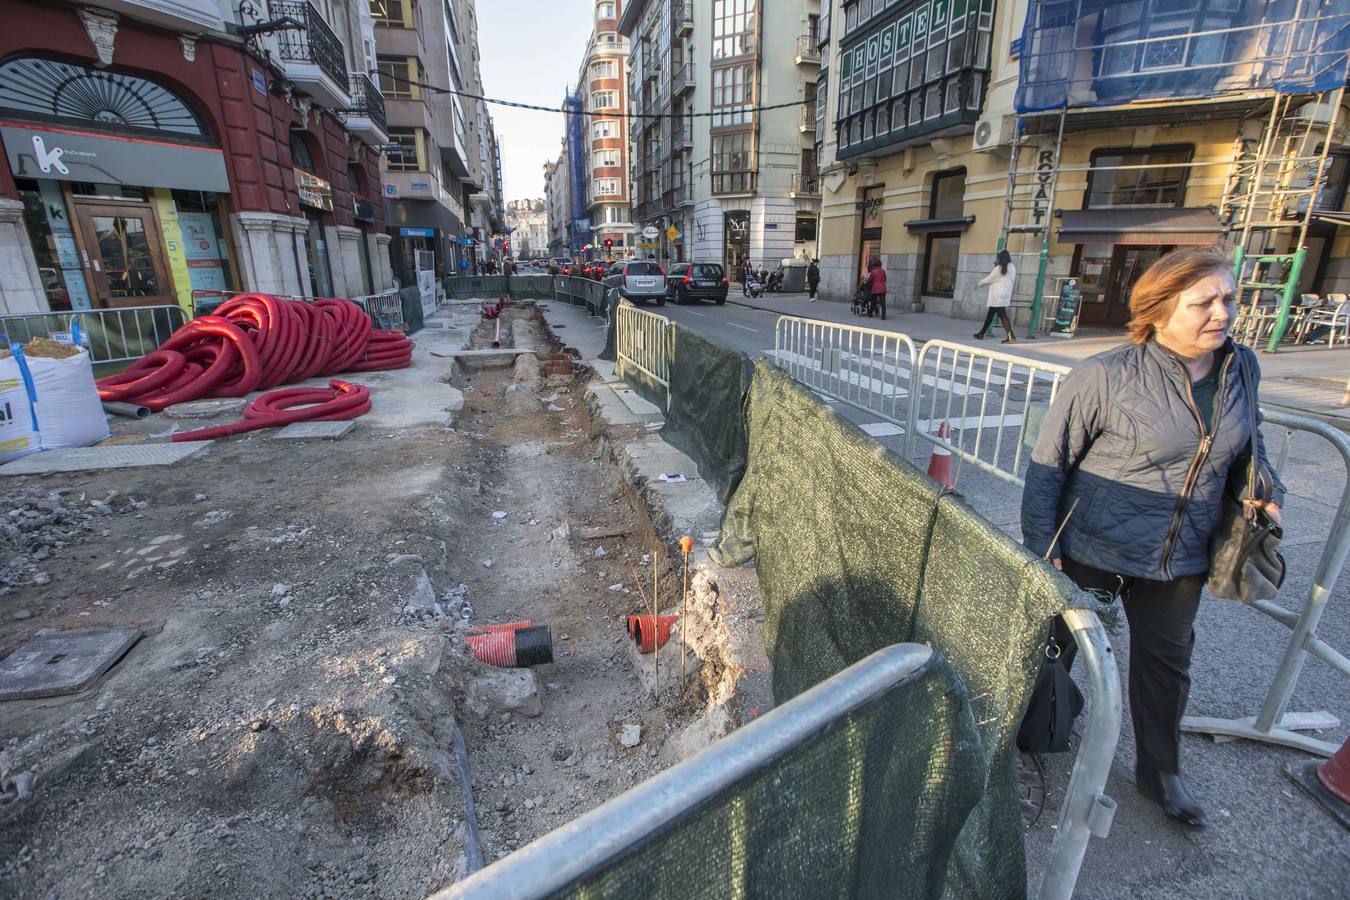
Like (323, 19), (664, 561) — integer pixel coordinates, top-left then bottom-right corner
(660, 324), (754, 503)
(509, 275), (556, 299)
(713, 361), (1070, 899)
(444, 275), (510, 298)
(398, 286), (424, 333)
(436, 646), (987, 900)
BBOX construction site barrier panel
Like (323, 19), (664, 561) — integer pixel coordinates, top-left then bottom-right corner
(433, 644), (988, 900)
(903, 340), (1072, 488)
(443, 275), (510, 299)
(1, 305), (187, 367)
(1181, 409), (1350, 757)
(614, 302), (671, 411)
(772, 315), (919, 431)
(715, 360), (1119, 900)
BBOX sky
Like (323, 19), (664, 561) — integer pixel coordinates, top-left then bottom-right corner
(475, 1), (598, 206)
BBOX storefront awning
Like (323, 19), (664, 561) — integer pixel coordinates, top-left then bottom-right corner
(904, 215), (975, 234)
(1057, 208), (1223, 245)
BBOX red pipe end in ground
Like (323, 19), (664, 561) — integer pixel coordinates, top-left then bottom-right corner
(466, 622), (553, 667)
(627, 615), (678, 654)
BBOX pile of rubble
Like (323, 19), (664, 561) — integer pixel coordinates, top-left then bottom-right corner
(1, 488), (141, 601)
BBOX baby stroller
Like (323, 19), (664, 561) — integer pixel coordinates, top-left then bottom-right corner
(851, 283), (871, 316)
(746, 275), (765, 298)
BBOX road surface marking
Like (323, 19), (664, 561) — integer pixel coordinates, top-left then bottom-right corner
(860, 422), (904, 437)
(686, 310), (707, 318)
(727, 322), (758, 333)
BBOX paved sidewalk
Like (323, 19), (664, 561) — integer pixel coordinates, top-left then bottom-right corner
(728, 293), (1350, 428)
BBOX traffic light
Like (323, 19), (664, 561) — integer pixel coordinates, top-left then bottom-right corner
(604, 238), (613, 249)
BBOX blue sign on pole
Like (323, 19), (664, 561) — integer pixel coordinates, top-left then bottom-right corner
(400, 227), (436, 237)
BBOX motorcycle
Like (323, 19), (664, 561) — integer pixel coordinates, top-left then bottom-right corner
(745, 276), (765, 298)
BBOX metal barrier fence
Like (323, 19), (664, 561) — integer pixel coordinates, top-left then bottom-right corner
(903, 339), (1072, 487)
(433, 644), (959, 900)
(763, 319), (1118, 899)
(1, 305), (187, 365)
(351, 290), (405, 330)
(1181, 409), (1350, 757)
(772, 315), (918, 427)
(615, 303), (671, 407)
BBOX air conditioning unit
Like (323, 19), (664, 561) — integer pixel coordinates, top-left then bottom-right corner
(972, 113), (1013, 154)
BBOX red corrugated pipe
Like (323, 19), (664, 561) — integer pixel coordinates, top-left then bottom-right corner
(466, 620), (553, 668)
(627, 614), (678, 654)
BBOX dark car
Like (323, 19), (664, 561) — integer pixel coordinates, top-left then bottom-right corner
(602, 260), (667, 306)
(665, 262), (729, 305)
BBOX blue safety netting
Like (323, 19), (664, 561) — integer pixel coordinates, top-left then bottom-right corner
(1015, 0), (1350, 113)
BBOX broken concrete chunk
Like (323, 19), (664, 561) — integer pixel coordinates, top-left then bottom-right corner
(404, 569), (437, 613)
(467, 669), (541, 718)
(619, 724), (641, 748)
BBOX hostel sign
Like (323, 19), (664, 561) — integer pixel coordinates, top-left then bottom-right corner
(1031, 149), (1056, 225)
(294, 168), (334, 211)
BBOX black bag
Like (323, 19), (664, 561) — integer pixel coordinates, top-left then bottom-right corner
(1207, 353), (1286, 604)
(1016, 634), (1084, 754)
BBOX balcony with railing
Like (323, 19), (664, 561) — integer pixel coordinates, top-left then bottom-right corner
(799, 103), (816, 133)
(345, 73), (388, 144)
(790, 172), (820, 197)
(673, 61), (694, 96)
(674, 2), (693, 35)
(270, 1), (351, 109)
(670, 183), (691, 207)
(671, 123), (691, 151)
(796, 34), (821, 65)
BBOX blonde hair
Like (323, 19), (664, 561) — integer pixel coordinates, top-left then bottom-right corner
(1125, 246), (1234, 344)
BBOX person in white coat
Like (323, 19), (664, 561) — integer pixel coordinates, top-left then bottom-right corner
(974, 249), (1017, 344)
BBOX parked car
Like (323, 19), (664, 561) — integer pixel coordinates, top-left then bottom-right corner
(603, 260), (667, 306)
(665, 262), (729, 305)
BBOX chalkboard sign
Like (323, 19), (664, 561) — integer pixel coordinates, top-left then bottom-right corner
(1049, 278), (1082, 337)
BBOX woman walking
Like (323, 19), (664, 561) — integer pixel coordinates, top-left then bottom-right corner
(1020, 247), (1284, 830)
(864, 258), (887, 319)
(974, 249), (1017, 343)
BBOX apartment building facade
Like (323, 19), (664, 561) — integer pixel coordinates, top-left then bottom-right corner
(813, 0), (1350, 327)
(374, 0), (502, 280)
(578, 0), (635, 258)
(0, 0), (393, 316)
(505, 198), (548, 259)
(619, 0), (823, 270)
(544, 153), (570, 257)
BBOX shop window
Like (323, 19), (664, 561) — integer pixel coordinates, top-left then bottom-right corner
(69, 183), (146, 201)
(924, 234), (960, 296)
(377, 56), (419, 100)
(15, 178), (77, 311)
(1086, 146), (1192, 208)
(0, 56), (204, 138)
(923, 168), (965, 297)
(170, 190), (235, 294)
(386, 127), (424, 171)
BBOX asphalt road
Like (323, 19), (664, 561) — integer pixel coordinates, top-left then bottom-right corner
(606, 289), (1350, 898)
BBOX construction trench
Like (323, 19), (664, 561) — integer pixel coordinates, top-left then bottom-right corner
(0, 301), (751, 898)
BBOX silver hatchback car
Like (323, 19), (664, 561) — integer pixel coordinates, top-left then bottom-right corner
(602, 260), (667, 306)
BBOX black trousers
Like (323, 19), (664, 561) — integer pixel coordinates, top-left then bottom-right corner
(978, 306), (1014, 336)
(808, 281), (819, 298)
(1055, 557), (1204, 775)
(868, 292), (886, 319)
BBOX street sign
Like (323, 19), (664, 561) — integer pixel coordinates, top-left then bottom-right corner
(637, 242), (658, 250)
(641, 226), (660, 239)
(665, 225), (679, 241)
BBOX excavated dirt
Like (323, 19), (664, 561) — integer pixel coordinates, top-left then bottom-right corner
(0, 307), (737, 898)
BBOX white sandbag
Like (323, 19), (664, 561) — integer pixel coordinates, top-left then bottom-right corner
(0, 354), (40, 464)
(28, 348), (109, 451)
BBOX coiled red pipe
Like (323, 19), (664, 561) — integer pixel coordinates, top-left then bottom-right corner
(94, 295), (413, 430)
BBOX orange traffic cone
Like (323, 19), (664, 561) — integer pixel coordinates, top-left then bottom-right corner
(1285, 734), (1350, 830)
(927, 421), (955, 489)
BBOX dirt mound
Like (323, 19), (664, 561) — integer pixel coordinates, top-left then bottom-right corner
(0, 337), (83, 360)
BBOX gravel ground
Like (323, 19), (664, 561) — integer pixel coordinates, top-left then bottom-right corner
(0, 309), (737, 898)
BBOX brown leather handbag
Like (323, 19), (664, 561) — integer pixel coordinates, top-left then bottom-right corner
(1207, 354), (1285, 604)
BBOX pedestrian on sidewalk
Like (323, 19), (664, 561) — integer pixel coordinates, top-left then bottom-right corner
(1020, 246), (1285, 832)
(865, 258), (887, 319)
(974, 249), (1017, 343)
(807, 258), (821, 301)
(740, 257), (752, 296)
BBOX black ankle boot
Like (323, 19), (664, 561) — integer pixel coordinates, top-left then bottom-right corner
(1137, 766), (1208, 829)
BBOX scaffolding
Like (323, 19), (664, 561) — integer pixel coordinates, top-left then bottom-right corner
(1002, 0), (1350, 346)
